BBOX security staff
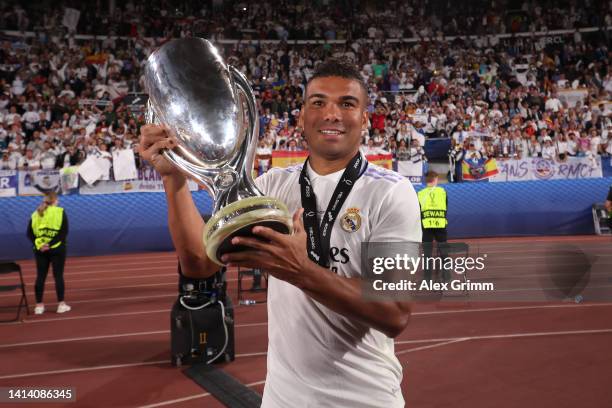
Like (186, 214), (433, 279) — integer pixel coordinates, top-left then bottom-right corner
(27, 192), (71, 315)
(418, 171), (449, 282)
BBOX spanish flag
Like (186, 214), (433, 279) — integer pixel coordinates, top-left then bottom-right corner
(366, 153), (393, 169)
(271, 151), (309, 168)
(462, 158), (499, 181)
(270, 151), (393, 170)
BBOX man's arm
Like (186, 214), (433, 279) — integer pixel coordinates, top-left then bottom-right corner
(139, 125), (219, 279)
(163, 174), (220, 278)
(299, 261), (411, 338)
(224, 207), (416, 339)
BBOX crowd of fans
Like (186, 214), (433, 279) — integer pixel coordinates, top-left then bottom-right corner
(0, 0), (610, 181)
(3, 0), (611, 40)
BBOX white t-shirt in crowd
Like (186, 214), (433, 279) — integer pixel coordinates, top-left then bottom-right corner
(255, 159), (421, 408)
(541, 145), (556, 160)
(544, 98), (563, 112)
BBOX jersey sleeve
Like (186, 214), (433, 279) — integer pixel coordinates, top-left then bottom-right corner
(369, 179), (422, 243)
(254, 169), (272, 196)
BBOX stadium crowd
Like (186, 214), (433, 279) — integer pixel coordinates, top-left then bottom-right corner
(0, 0), (610, 179)
(3, 0), (611, 40)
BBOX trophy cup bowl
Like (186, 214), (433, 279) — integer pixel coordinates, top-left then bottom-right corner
(144, 38), (292, 265)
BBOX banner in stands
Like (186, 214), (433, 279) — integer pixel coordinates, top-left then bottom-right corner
(396, 160), (423, 184)
(271, 151), (393, 170)
(60, 166), (80, 194)
(490, 157), (603, 182)
(79, 166), (198, 194)
(557, 88), (589, 108)
(18, 169), (61, 195)
(0, 170), (17, 197)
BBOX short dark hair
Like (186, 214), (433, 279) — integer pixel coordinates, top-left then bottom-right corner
(306, 57), (368, 100)
(425, 171), (439, 183)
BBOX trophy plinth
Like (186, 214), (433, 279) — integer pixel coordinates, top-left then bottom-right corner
(204, 197), (292, 265)
(145, 38), (292, 265)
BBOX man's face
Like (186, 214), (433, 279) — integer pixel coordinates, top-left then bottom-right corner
(299, 76), (367, 161)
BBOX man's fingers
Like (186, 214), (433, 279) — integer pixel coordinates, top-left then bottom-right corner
(139, 125), (173, 150)
(252, 225), (286, 242)
(231, 236), (275, 252)
(142, 138), (176, 161)
(292, 208), (305, 234)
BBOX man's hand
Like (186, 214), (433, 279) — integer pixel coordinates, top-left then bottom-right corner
(221, 208), (315, 289)
(138, 124), (183, 179)
(40, 244), (50, 252)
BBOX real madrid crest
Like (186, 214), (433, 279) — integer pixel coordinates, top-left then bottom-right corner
(341, 208), (362, 233)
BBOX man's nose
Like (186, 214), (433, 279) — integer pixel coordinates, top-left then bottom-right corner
(322, 103), (342, 122)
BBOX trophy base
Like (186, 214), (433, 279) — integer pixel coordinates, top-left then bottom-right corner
(215, 220), (290, 264)
(204, 197), (292, 265)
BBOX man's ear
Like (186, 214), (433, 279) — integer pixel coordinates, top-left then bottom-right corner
(362, 109), (369, 131)
(297, 109), (304, 130)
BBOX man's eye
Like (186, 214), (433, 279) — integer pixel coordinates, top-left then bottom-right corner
(342, 102), (355, 108)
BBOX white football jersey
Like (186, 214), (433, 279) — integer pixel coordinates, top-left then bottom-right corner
(255, 160), (422, 408)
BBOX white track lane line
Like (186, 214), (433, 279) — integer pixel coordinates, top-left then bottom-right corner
(0, 321), (270, 347)
(18, 259), (177, 268)
(137, 380), (267, 408)
(0, 267), (177, 281)
(0, 360), (168, 380)
(3, 302), (611, 326)
(5, 309), (171, 324)
(395, 338), (469, 355)
(3, 329), (610, 384)
(37, 293), (177, 306)
(0, 274), (240, 286)
(0, 330), (169, 349)
(412, 302), (612, 316)
(2, 273), (238, 288)
(394, 328), (612, 346)
(15, 253), (177, 264)
(3, 323), (612, 350)
(0, 282), (176, 299)
(0, 357), (268, 381)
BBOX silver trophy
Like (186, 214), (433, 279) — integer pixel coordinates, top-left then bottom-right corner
(144, 38), (291, 265)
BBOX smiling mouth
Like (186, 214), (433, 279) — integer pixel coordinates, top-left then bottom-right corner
(319, 129), (345, 136)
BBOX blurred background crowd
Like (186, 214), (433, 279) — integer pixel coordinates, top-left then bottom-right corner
(0, 0), (610, 179)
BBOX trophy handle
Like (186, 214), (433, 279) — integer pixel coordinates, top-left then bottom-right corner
(145, 100), (218, 198)
(210, 67), (263, 210)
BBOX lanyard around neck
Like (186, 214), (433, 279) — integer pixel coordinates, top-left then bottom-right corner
(299, 152), (366, 268)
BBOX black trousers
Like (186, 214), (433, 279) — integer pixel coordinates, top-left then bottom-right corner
(422, 228), (449, 282)
(34, 246), (66, 303)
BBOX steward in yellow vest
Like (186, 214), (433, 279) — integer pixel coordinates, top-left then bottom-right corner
(418, 186), (447, 229)
(417, 171), (449, 282)
(26, 192), (71, 315)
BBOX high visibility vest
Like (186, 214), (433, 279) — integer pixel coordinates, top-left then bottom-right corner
(417, 186), (447, 229)
(31, 206), (64, 250)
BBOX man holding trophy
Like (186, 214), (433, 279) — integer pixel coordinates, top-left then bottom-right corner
(140, 39), (421, 407)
